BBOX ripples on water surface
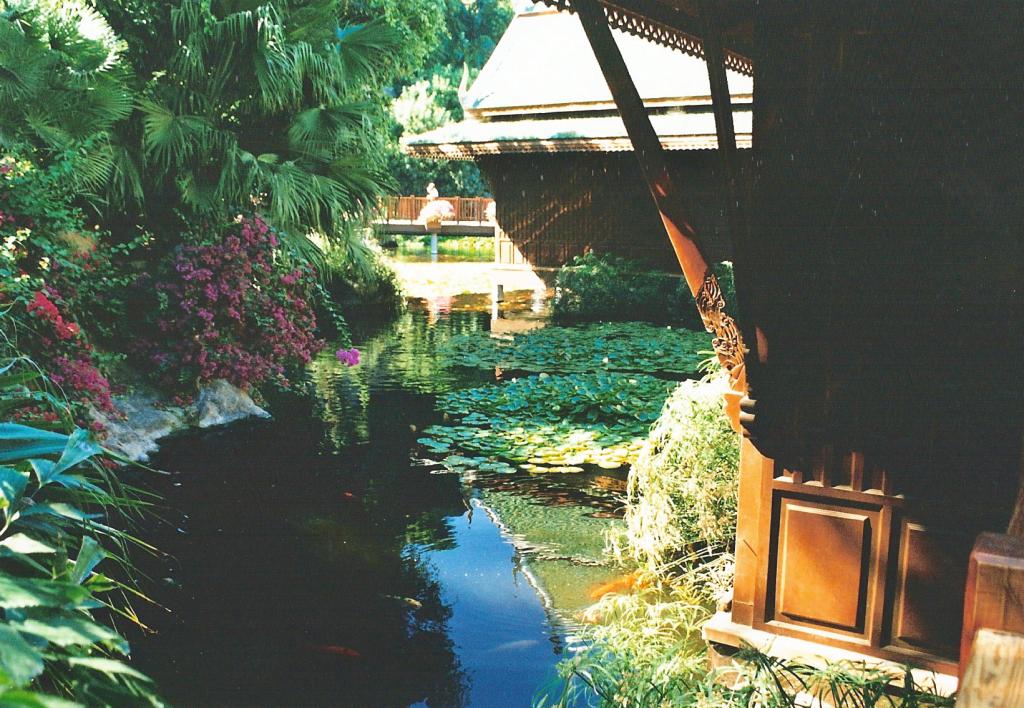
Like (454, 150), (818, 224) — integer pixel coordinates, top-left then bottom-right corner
(131, 290), (626, 707)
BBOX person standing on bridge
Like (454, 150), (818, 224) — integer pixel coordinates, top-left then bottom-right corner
(425, 182), (439, 201)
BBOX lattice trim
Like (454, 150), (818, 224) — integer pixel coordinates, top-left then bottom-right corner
(540, 0), (754, 76)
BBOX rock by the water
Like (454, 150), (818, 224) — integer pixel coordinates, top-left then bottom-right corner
(95, 391), (186, 462)
(195, 379), (270, 428)
(93, 379), (271, 462)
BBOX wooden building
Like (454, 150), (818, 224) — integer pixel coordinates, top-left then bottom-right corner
(520, 0), (1022, 691)
(402, 6), (752, 269)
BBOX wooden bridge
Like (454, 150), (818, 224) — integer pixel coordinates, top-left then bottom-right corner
(376, 196), (496, 236)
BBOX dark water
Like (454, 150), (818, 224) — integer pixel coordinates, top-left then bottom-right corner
(130, 292), (624, 707)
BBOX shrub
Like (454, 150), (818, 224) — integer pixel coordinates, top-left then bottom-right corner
(0, 152), (125, 417)
(610, 374), (741, 575)
(323, 235), (405, 314)
(139, 214), (326, 391)
(552, 252), (735, 329)
(545, 377), (953, 707)
(0, 348), (162, 705)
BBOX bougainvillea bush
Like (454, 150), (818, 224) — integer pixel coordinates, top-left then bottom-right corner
(140, 215), (327, 391)
(0, 154), (119, 418)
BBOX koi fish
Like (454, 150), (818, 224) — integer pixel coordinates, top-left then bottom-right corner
(381, 594), (423, 609)
(588, 572), (642, 600)
(310, 645), (361, 658)
(592, 476), (627, 493)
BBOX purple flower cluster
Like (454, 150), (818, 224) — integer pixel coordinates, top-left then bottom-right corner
(142, 215), (325, 390)
(335, 347), (361, 366)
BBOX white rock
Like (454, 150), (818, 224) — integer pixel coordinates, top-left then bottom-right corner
(94, 391), (185, 463)
(195, 379), (270, 429)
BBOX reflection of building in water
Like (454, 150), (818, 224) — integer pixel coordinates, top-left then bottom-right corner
(402, 6), (749, 271)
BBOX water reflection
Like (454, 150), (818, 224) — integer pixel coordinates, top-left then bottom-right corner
(131, 292), (620, 707)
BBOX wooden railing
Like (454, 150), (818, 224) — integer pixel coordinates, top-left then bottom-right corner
(380, 196), (495, 224)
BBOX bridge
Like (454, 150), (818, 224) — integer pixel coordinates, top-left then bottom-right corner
(376, 196), (496, 236)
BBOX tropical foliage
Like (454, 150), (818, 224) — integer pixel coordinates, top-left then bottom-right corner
(0, 0), (134, 197)
(0, 152), (139, 418)
(609, 375), (740, 571)
(384, 0), (513, 197)
(553, 253), (736, 328)
(119, 1), (402, 248)
(544, 373), (952, 707)
(441, 322), (711, 376)
(0, 351), (161, 705)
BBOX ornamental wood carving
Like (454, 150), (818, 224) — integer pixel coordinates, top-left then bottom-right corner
(695, 268), (746, 381)
(541, 0), (754, 76)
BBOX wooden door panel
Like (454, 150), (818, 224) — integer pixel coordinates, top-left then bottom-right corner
(773, 498), (878, 636)
(890, 521), (973, 657)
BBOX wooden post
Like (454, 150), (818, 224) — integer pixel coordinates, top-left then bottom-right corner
(575, 0), (750, 402)
(697, 0), (765, 371)
(574, 0), (709, 297)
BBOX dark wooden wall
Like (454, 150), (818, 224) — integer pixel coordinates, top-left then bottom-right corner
(725, 2), (1024, 672)
(477, 151), (741, 270)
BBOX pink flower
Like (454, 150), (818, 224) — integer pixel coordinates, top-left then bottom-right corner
(335, 348), (360, 366)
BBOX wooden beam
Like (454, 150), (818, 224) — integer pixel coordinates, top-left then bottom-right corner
(958, 629), (1024, 707)
(574, 0), (748, 390)
(697, 0), (765, 372)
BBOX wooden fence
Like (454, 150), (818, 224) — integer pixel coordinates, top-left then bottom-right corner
(380, 196), (495, 224)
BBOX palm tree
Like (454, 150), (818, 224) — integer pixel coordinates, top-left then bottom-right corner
(0, 1), (140, 201)
(129, 0), (403, 253)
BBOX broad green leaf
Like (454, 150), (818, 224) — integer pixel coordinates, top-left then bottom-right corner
(70, 538), (104, 585)
(9, 612), (128, 654)
(51, 430), (102, 477)
(0, 467), (29, 509)
(0, 625), (44, 686)
(66, 657), (151, 681)
(0, 535), (54, 555)
(0, 576), (92, 609)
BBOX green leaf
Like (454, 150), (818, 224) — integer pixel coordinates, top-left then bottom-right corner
(70, 538), (104, 585)
(51, 430), (102, 477)
(9, 612), (128, 654)
(0, 689), (81, 707)
(66, 657), (151, 682)
(0, 535), (54, 555)
(0, 576), (92, 610)
(0, 467), (29, 510)
(0, 424), (68, 464)
(0, 625), (44, 686)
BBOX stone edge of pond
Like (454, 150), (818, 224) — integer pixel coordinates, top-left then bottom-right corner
(92, 378), (270, 462)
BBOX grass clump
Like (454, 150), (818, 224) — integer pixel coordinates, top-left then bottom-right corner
(610, 374), (740, 573)
(441, 322), (711, 376)
(0, 340), (162, 704)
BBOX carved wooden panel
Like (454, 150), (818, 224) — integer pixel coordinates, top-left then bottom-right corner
(890, 521), (973, 657)
(773, 498), (877, 635)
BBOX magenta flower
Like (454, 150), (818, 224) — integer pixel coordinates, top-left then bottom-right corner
(335, 347), (360, 366)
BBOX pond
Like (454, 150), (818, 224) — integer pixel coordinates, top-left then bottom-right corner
(130, 288), (627, 707)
